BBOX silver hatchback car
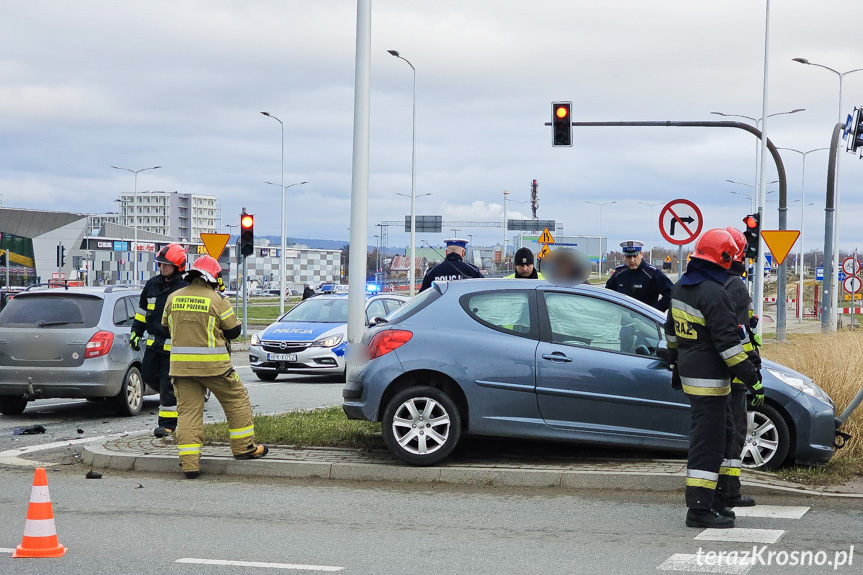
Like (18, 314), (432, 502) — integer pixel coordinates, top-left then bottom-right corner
(0, 284), (149, 416)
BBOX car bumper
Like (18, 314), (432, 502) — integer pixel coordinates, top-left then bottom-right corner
(249, 344), (345, 375)
(786, 392), (837, 466)
(0, 359), (128, 399)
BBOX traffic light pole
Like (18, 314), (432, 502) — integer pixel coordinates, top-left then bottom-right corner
(242, 254), (248, 338)
(821, 122), (844, 333)
(558, 120), (789, 340)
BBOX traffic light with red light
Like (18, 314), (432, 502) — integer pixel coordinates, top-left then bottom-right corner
(551, 101), (572, 147)
(743, 213), (760, 259)
(240, 213), (254, 257)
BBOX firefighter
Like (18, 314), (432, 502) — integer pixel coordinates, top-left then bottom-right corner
(162, 255), (268, 479)
(419, 238), (483, 292)
(130, 243), (189, 438)
(665, 228), (763, 528)
(606, 240), (674, 311)
(717, 226), (761, 508)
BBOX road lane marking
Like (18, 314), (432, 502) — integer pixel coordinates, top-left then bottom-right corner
(0, 431), (148, 467)
(732, 505), (810, 519)
(0, 548), (15, 554)
(175, 558), (343, 571)
(695, 528), (785, 544)
(657, 553), (752, 574)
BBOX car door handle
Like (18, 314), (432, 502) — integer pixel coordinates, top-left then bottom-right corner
(542, 353), (573, 363)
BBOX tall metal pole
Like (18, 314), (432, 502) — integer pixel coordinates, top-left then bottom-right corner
(260, 112), (286, 315)
(347, 0), (372, 351)
(822, 123), (844, 332)
(503, 189), (509, 271)
(638, 201), (662, 264)
(111, 165), (160, 284)
(754, 0), (771, 339)
(587, 201), (616, 274)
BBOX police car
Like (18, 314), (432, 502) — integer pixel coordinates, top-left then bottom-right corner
(248, 291), (408, 380)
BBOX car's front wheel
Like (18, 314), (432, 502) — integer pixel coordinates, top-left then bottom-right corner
(253, 370), (278, 382)
(382, 386), (462, 466)
(0, 396), (28, 416)
(741, 403), (791, 471)
(111, 366), (144, 417)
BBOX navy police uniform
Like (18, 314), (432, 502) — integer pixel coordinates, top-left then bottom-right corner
(606, 240), (674, 311)
(419, 239), (483, 292)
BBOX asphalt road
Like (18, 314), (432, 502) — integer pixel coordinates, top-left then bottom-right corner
(0, 353), (344, 453)
(0, 464), (860, 575)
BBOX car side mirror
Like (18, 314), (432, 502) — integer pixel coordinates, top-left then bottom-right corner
(368, 316), (384, 327)
(655, 340), (670, 363)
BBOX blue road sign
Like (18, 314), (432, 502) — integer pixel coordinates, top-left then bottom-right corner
(838, 271), (847, 282)
(816, 266), (824, 281)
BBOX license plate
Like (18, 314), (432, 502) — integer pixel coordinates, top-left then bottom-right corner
(267, 353), (297, 362)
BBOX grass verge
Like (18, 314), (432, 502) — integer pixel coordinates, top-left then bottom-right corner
(204, 405), (384, 450)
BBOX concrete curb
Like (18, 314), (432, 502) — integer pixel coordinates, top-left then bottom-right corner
(79, 437), (862, 497)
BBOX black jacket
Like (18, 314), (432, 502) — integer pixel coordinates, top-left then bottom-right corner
(419, 253), (483, 292)
(606, 261), (674, 311)
(664, 259), (760, 396)
(132, 272), (189, 352)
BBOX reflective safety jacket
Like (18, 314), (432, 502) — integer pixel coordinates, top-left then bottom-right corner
(664, 260), (760, 397)
(132, 273), (188, 352)
(162, 278), (240, 377)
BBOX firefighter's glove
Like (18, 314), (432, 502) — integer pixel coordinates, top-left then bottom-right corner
(752, 333), (762, 347)
(670, 364), (682, 391)
(129, 333), (141, 351)
(217, 277), (226, 293)
(750, 379), (765, 408)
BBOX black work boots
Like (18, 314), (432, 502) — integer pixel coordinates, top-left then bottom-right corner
(686, 509), (735, 529)
(233, 444), (269, 460)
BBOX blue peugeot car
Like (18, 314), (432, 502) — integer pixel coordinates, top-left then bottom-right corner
(343, 279), (846, 469)
(249, 292), (408, 380)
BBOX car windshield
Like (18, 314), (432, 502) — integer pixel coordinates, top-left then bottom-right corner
(280, 297), (349, 323)
(0, 294), (103, 328)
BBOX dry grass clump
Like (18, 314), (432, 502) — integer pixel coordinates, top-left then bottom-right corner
(761, 332), (863, 459)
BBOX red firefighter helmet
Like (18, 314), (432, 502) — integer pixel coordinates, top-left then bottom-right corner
(725, 227), (747, 263)
(188, 255), (222, 284)
(155, 243), (186, 273)
(691, 228), (737, 270)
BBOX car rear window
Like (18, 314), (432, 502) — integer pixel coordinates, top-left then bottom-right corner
(383, 288), (440, 325)
(0, 294), (103, 328)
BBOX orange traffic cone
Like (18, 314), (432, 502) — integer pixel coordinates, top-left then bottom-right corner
(13, 467), (67, 558)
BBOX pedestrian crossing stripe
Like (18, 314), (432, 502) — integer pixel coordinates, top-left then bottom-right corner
(694, 528), (785, 544)
(538, 228), (555, 244)
(732, 505), (810, 519)
(657, 553), (753, 574)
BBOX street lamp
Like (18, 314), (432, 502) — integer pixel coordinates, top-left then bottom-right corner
(636, 201), (663, 265)
(111, 165), (161, 283)
(264, 180), (307, 310)
(586, 201), (616, 274)
(725, 179), (778, 212)
(502, 189), (509, 270)
(710, 109), (804, 191)
(388, 49), (418, 296)
(792, 58), (863, 331)
(777, 147), (829, 321)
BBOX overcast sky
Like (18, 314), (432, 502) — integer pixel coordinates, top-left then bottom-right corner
(2, 1), (862, 255)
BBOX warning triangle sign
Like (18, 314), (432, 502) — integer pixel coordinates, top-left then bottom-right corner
(200, 233), (232, 259)
(537, 244), (551, 259)
(761, 230), (800, 266)
(538, 228), (555, 244)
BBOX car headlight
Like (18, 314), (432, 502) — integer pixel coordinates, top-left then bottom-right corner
(766, 368), (833, 406)
(311, 334), (343, 348)
(250, 332), (261, 346)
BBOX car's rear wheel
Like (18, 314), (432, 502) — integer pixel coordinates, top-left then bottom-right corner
(253, 370), (278, 382)
(111, 366), (144, 417)
(382, 386), (462, 466)
(741, 403), (790, 471)
(0, 396), (28, 415)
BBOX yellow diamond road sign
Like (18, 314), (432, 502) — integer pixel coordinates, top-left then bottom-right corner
(538, 228), (555, 244)
(761, 230), (800, 266)
(537, 244), (551, 259)
(200, 233), (231, 259)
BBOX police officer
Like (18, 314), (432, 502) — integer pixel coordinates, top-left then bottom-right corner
(130, 243), (189, 438)
(419, 238), (483, 292)
(664, 229), (763, 528)
(506, 247), (544, 279)
(717, 226), (761, 508)
(606, 240), (674, 311)
(162, 256), (268, 479)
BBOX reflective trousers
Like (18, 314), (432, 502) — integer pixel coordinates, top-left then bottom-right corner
(142, 348), (177, 430)
(685, 393), (734, 511)
(173, 369), (256, 473)
(716, 384), (747, 504)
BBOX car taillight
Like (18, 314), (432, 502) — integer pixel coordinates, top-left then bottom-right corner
(85, 330), (114, 359)
(368, 329), (412, 360)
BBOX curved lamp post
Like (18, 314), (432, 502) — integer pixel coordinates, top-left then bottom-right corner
(111, 165), (160, 283)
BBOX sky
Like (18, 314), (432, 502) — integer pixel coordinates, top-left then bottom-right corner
(2, 0), (862, 256)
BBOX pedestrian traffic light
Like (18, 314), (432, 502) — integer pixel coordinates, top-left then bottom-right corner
(56, 244), (66, 267)
(846, 107), (863, 155)
(240, 213), (254, 257)
(742, 213), (760, 259)
(551, 101), (572, 147)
